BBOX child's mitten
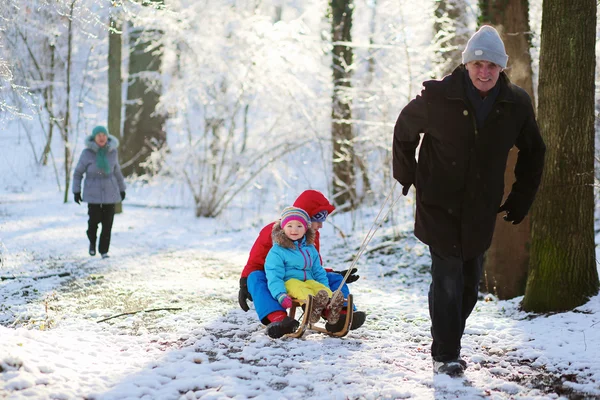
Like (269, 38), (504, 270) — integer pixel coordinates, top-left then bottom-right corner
(278, 294), (293, 309)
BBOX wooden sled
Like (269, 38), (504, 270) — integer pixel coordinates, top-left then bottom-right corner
(285, 294), (354, 338)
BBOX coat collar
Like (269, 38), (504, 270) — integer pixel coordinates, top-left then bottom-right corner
(85, 134), (119, 153)
(444, 65), (516, 104)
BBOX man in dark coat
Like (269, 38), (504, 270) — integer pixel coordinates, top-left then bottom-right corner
(393, 25), (546, 376)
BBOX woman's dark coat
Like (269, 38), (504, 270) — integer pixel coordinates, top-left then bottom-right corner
(393, 66), (546, 260)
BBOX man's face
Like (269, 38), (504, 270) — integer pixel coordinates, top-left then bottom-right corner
(465, 60), (502, 96)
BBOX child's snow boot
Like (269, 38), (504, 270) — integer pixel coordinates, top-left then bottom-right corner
(309, 290), (329, 324)
(265, 316), (299, 338)
(325, 291), (344, 324)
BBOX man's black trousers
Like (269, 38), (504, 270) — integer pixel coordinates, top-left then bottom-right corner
(428, 247), (484, 362)
(87, 204), (115, 255)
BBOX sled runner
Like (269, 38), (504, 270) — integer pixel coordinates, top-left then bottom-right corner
(285, 294), (354, 338)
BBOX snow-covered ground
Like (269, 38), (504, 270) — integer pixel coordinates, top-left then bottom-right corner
(1, 186), (600, 400)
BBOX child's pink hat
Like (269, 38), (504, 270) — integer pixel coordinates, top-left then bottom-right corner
(280, 207), (310, 230)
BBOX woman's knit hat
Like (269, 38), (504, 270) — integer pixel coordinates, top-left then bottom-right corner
(91, 125), (108, 139)
(280, 207), (310, 230)
(462, 25), (508, 69)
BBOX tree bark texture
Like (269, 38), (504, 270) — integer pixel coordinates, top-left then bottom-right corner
(523, 0), (598, 312)
(108, 17), (122, 143)
(62, 0), (76, 204)
(108, 15), (123, 214)
(479, 0), (535, 300)
(121, 20), (165, 177)
(41, 43), (55, 166)
(330, 0), (356, 210)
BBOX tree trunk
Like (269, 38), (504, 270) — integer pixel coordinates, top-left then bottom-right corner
(330, 0), (356, 210)
(523, 0), (598, 312)
(433, 0), (470, 77)
(108, 17), (122, 144)
(121, 2), (166, 177)
(479, 0), (535, 300)
(62, 0), (76, 204)
(109, 13), (123, 214)
(41, 43), (55, 166)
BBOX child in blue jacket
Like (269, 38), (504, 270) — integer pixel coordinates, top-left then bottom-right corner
(264, 207), (344, 333)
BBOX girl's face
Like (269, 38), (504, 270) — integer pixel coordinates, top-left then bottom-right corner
(283, 221), (307, 241)
(95, 133), (108, 147)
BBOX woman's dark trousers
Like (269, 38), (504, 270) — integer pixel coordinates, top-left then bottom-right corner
(428, 247), (484, 362)
(87, 204), (115, 254)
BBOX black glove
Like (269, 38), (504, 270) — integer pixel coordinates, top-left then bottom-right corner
(334, 268), (360, 284)
(401, 184), (412, 196)
(238, 277), (252, 312)
(498, 194), (527, 225)
(120, 191), (126, 201)
(74, 193), (82, 204)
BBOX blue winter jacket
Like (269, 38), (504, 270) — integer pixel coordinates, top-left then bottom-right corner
(264, 223), (330, 300)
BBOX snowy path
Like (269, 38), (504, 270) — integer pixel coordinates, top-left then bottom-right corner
(1, 192), (599, 399)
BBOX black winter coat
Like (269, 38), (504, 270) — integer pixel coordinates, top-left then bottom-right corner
(393, 66), (546, 260)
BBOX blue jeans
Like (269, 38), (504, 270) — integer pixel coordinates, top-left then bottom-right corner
(247, 270), (354, 324)
(428, 247), (484, 362)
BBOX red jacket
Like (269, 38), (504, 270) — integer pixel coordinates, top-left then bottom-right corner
(241, 190), (335, 278)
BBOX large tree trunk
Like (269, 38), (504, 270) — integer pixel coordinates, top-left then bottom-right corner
(108, 14), (123, 214)
(479, 0), (535, 300)
(330, 0), (356, 210)
(523, 0), (598, 312)
(121, 3), (165, 177)
(433, 0), (470, 77)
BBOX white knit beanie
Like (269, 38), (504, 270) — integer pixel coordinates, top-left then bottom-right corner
(462, 25), (508, 69)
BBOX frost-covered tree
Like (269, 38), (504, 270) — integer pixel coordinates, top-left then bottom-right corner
(349, 0), (435, 212)
(0, 0), (36, 122)
(2, 0), (111, 202)
(152, 0), (331, 217)
(433, 0), (471, 77)
(1, 0), (458, 219)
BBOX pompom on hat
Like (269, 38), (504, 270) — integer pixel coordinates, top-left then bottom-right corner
(462, 25), (508, 69)
(280, 207), (311, 230)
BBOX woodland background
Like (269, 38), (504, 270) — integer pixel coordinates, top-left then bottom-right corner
(1, 0), (599, 313)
